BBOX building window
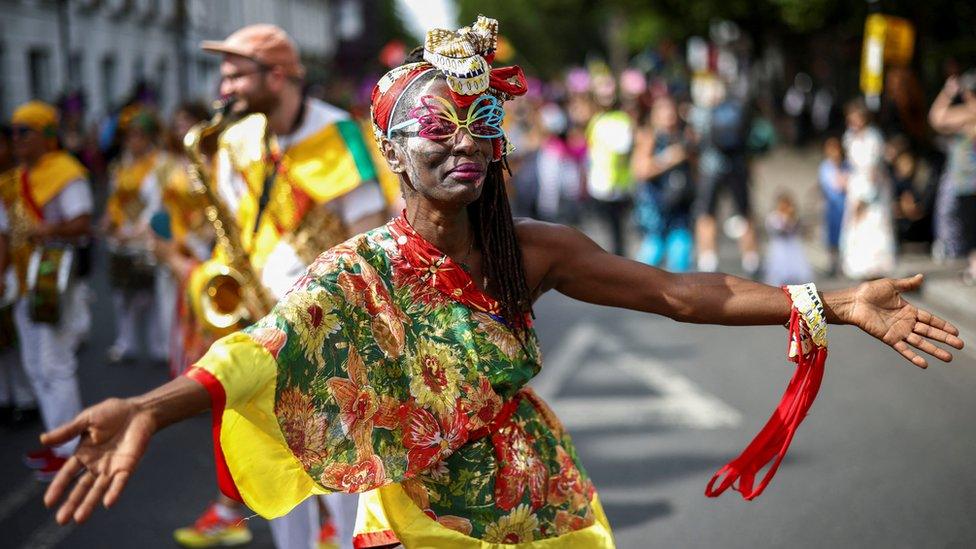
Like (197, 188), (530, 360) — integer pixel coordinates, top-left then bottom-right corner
(0, 43), (7, 115)
(28, 48), (53, 100)
(133, 57), (145, 82)
(101, 54), (117, 108)
(196, 57), (218, 98)
(155, 57), (168, 104)
(68, 51), (84, 90)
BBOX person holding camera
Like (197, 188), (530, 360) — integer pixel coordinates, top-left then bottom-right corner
(929, 72), (976, 285)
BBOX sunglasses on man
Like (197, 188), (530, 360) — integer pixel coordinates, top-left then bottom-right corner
(10, 125), (39, 138)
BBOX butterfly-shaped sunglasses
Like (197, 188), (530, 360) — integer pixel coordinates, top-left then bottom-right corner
(387, 94), (505, 141)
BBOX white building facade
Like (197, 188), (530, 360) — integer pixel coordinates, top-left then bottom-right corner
(0, 0), (337, 119)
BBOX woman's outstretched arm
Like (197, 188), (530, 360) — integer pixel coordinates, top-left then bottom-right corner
(519, 220), (964, 368)
(41, 376), (210, 524)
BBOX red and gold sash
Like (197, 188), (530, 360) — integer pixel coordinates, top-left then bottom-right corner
(15, 151), (87, 222)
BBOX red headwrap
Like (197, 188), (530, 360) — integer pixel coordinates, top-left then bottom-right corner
(370, 63), (434, 139)
(369, 16), (527, 146)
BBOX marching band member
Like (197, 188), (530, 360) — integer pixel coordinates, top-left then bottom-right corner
(0, 125), (39, 428)
(8, 101), (93, 481)
(102, 107), (167, 364)
(152, 102), (215, 378)
(172, 25), (389, 549)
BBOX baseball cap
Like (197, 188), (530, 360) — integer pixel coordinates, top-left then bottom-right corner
(201, 24), (305, 79)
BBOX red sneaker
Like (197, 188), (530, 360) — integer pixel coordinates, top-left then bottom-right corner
(34, 455), (68, 482)
(23, 447), (54, 469)
(173, 503), (252, 548)
(318, 518), (339, 549)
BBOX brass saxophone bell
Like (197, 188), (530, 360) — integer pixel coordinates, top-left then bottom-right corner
(192, 261), (252, 335)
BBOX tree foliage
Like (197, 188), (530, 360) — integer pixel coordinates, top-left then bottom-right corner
(453, 0), (976, 80)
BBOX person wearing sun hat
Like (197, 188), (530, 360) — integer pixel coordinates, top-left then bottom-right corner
(7, 100), (93, 482)
(171, 23), (389, 549)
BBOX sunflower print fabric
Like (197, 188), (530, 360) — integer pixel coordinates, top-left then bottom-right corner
(206, 214), (600, 543)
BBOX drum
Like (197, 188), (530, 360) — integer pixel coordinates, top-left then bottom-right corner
(108, 242), (156, 291)
(26, 246), (74, 324)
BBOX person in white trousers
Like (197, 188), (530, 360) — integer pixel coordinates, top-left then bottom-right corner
(103, 110), (167, 363)
(8, 100), (93, 481)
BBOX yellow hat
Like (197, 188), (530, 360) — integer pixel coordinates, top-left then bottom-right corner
(11, 101), (59, 134)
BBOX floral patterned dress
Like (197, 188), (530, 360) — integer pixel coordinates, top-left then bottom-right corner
(186, 214), (614, 547)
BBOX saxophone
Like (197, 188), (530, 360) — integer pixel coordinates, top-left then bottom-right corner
(183, 98), (276, 334)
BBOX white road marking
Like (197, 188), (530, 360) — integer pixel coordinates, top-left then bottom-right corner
(531, 323), (598, 399)
(20, 519), (75, 549)
(0, 478), (77, 549)
(532, 322), (740, 430)
(0, 479), (42, 523)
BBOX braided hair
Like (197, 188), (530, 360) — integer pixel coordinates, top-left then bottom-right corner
(391, 50), (534, 332)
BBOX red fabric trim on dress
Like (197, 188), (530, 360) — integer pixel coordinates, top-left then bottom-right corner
(183, 366), (245, 504)
(468, 390), (522, 441)
(704, 287), (827, 500)
(388, 213), (503, 317)
(353, 529), (400, 548)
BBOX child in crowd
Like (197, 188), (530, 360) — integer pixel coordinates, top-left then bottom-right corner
(818, 137), (848, 276)
(763, 192), (813, 286)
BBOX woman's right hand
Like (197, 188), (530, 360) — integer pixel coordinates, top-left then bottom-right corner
(41, 398), (156, 524)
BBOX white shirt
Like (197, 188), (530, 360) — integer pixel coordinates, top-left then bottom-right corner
(43, 178), (94, 223)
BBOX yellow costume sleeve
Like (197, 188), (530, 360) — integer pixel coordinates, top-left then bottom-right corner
(186, 332), (323, 519)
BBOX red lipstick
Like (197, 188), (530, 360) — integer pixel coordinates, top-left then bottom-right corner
(448, 162), (485, 181)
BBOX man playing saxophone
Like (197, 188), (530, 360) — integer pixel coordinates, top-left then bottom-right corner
(173, 24), (388, 549)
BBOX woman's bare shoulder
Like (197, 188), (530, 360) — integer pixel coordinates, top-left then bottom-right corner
(514, 218), (600, 259)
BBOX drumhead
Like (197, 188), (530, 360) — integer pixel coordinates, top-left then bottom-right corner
(1, 268), (16, 306)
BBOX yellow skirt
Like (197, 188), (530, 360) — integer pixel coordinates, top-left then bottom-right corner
(354, 484), (616, 548)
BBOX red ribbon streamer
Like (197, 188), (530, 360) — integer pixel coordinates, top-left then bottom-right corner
(705, 289), (828, 500)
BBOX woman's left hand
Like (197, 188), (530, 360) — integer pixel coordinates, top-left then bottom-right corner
(842, 274), (965, 368)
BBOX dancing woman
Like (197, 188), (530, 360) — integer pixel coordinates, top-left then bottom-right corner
(41, 18), (963, 548)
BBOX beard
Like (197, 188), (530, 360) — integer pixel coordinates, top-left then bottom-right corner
(234, 80), (279, 116)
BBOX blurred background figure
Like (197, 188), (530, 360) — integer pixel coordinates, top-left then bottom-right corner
(518, 101), (586, 224)
(929, 72), (976, 285)
(101, 107), (166, 365)
(840, 98), (895, 280)
(763, 191), (812, 286)
(630, 95), (695, 271)
(9, 100), (93, 481)
(689, 75), (760, 276)
(152, 101), (215, 378)
(0, 124), (40, 429)
(818, 136), (848, 276)
(586, 80), (634, 256)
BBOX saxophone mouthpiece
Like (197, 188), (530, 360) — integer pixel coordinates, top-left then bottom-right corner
(213, 95), (237, 114)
